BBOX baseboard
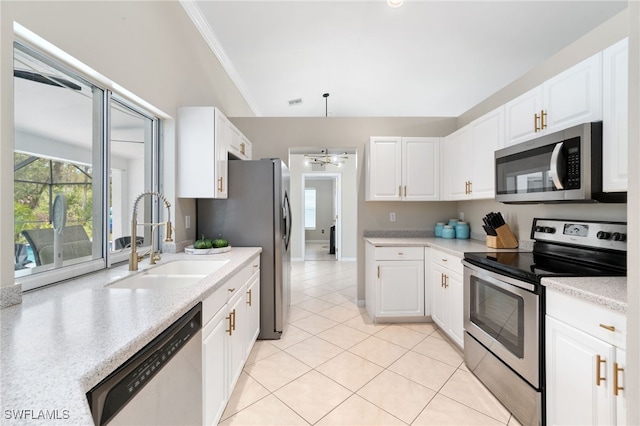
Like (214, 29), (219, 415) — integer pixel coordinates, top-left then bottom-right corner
(340, 257), (356, 262)
(291, 257), (304, 262)
(357, 299), (365, 307)
(305, 240), (330, 243)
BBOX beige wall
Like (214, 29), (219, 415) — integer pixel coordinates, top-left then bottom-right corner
(0, 1), (253, 290)
(231, 117), (459, 301)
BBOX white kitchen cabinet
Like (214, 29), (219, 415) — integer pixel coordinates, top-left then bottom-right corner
(202, 305), (230, 426)
(365, 245), (425, 320)
(429, 249), (464, 348)
(365, 137), (439, 201)
(202, 255), (260, 426)
(245, 266), (260, 359)
(505, 53), (602, 146)
(602, 38), (628, 193)
(546, 289), (627, 425)
(442, 106), (504, 200)
(177, 107), (253, 199)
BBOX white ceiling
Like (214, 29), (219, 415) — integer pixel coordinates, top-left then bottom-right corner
(185, 0), (627, 117)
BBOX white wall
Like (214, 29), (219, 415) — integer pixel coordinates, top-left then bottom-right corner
(304, 180), (334, 242)
(1, 0), (254, 291)
(290, 152), (358, 261)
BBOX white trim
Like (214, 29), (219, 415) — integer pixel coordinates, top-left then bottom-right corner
(13, 22), (171, 120)
(179, 0), (260, 116)
(291, 257), (304, 262)
(356, 299), (366, 307)
(341, 257), (357, 262)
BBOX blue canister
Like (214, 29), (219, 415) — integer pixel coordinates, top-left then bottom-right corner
(448, 219), (459, 227)
(435, 222), (445, 237)
(455, 221), (470, 239)
(442, 225), (456, 239)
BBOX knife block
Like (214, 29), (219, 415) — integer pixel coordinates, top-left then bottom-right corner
(486, 224), (519, 249)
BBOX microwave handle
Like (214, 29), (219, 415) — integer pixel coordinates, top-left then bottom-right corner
(549, 142), (565, 190)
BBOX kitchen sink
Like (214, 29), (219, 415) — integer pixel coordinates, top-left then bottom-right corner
(108, 274), (207, 290)
(107, 260), (229, 289)
(147, 259), (229, 275)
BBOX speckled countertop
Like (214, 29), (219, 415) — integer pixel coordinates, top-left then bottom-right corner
(0, 247), (261, 425)
(365, 237), (627, 314)
(364, 237), (527, 258)
(541, 276), (627, 313)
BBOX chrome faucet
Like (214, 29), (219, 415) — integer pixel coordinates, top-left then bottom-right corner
(129, 191), (173, 271)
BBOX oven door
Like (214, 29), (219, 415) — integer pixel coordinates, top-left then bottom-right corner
(463, 261), (540, 388)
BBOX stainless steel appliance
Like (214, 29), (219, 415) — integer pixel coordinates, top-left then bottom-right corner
(495, 122), (626, 204)
(463, 218), (627, 426)
(87, 304), (203, 425)
(197, 159), (292, 339)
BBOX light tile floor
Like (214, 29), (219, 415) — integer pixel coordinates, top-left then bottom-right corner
(220, 261), (523, 426)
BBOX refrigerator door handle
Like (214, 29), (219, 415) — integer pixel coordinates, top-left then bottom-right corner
(283, 191), (292, 251)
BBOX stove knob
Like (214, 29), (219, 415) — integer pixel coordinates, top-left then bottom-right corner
(544, 227), (556, 234)
(597, 231), (611, 240)
(612, 232), (626, 242)
(535, 226), (545, 233)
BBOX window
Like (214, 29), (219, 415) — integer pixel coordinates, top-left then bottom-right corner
(13, 40), (160, 290)
(304, 188), (316, 230)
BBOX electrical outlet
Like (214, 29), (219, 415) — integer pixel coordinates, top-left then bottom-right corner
(185, 215), (191, 229)
(459, 212), (464, 221)
(390, 212), (396, 222)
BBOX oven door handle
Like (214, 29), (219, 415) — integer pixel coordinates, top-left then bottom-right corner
(462, 260), (536, 293)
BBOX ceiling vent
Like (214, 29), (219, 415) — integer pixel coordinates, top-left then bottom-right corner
(288, 98), (303, 106)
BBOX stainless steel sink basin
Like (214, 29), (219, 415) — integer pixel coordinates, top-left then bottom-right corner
(148, 259), (229, 275)
(107, 260), (229, 289)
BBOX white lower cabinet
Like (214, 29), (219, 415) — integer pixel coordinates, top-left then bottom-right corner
(429, 249), (464, 348)
(546, 289), (626, 425)
(365, 244), (425, 321)
(202, 256), (260, 426)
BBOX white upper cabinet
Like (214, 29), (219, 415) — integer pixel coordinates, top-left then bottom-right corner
(602, 38), (628, 193)
(443, 106), (504, 200)
(366, 137), (440, 201)
(177, 107), (252, 199)
(506, 53), (603, 146)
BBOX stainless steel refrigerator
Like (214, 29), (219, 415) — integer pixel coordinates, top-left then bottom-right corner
(196, 159), (292, 339)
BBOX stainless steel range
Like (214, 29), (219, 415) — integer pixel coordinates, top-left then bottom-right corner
(462, 218), (627, 426)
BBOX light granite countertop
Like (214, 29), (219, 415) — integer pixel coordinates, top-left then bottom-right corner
(365, 237), (627, 314)
(541, 276), (627, 314)
(364, 236), (527, 258)
(0, 247), (261, 425)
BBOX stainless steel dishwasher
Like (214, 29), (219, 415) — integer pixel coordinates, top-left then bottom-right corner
(87, 304), (203, 425)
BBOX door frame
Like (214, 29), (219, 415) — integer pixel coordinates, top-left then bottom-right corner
(301, 173), (342, 261)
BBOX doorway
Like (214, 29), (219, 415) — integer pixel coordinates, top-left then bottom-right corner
(301, 173), (341, 261)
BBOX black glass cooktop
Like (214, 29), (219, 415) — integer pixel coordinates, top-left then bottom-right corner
(464, 250), (627, 284)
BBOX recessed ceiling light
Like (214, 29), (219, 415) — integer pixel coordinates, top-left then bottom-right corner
(387, 0), (403, 8)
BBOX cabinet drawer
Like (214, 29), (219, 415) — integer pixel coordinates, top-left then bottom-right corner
(374, 246), (423, 261)
(431, 250), (463, 273)
(203, 286), (227, 325)
(547, 289), (626, 349)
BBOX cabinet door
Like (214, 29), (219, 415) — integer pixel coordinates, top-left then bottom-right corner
(402, 137), (440, 201)
(442, 127), (472, 200)
(469, 107), (504, 199)
(543, 53), (602, 133)
(228, 287), (246, 391)
(202, 306), (230, 426)
(366, 137), (402, 201)
(214, 110), (229, 198)
(376, 260), (424, 317)
(602, 38), (628, 193)
(615, 348), (626, 425)
(505, 87), (543, 146)
(445, 270), (464, 348)
(430, 263), (448, 330)
(245, 270), (260, 359)
(177, 107), (217, 198)
(546, 316), (615, 426)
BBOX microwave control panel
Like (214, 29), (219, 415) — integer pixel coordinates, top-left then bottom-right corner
(564, 137), (580, 189)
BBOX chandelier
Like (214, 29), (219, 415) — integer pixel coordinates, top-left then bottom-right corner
(304, 149), (349, 166)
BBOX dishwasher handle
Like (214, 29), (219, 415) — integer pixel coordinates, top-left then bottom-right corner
(87, 303), (202, 426)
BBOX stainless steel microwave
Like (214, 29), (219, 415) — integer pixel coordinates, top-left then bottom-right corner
(495, 122), (626, 204)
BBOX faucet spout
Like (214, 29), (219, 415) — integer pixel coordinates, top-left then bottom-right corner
(129, 191), (173, 271)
